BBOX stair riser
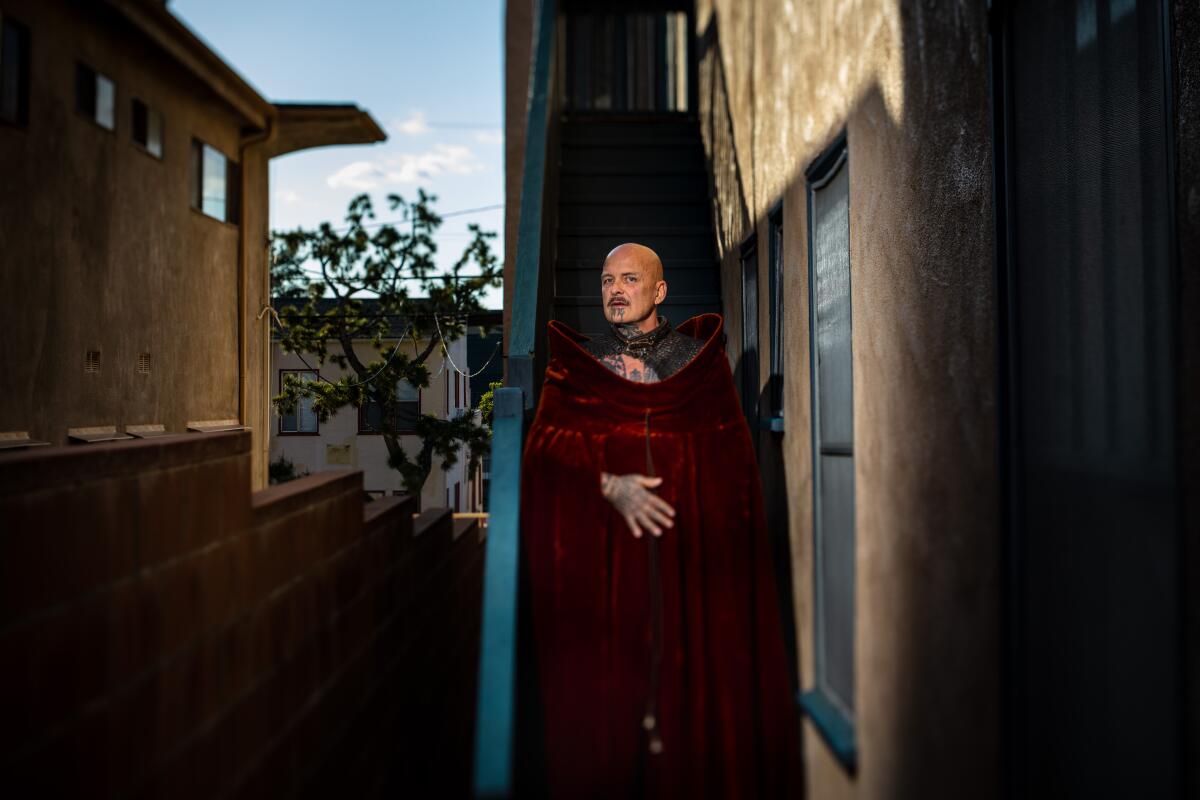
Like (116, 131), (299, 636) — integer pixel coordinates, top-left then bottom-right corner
(557, 203), (710, 229)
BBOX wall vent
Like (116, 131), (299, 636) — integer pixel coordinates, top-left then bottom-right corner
(137, 352), (151, 374)
(85, 350), (101, 374)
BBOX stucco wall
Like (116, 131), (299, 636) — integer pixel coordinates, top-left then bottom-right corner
(0, 0), (257, 451)
(270, 336), (475, 512)
(695, 1), (999, 796)
(0, 0), (313, 492)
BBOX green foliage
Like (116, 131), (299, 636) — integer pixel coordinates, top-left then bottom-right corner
(268, 454), (308, 485)
(477, 380), (503, 429)
(270, 191), (501, 496)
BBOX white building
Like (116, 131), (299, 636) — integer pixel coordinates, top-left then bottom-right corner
(270, 327), (481, 512)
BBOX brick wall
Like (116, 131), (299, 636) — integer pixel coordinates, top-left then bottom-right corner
(0, 431), (483, 797)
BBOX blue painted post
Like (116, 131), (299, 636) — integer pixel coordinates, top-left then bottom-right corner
(509, 0), (557, 409)
(472, 387), (525, 798)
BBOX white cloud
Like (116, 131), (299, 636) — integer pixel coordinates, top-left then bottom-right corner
(274, 189), (302, 205)
(473, 129), (504, 144)
(326, 144), (484, 190)
(393, 111), (430, 136)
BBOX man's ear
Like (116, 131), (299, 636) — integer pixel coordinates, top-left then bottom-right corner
(655, 280), (667, 304)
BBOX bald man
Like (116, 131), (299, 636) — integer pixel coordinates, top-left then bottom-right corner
(584, 242), (702, 386)
(586, 244), (704, 538)
(521, 242), (799, 796)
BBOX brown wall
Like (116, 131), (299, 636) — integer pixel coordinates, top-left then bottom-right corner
(695, 1), (999, 796)
(0, 0), (282, 488)
(0, 431), (484, 796)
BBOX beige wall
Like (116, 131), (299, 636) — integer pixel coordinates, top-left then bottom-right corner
(270, 336), (479, 512)
(0, 1), (385, 492)
(695, 1), (999, 796)
(0, 0), (250, 444)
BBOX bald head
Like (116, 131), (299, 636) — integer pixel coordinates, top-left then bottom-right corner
(604, 242), (664, 283)
(600, 242), (668, 332)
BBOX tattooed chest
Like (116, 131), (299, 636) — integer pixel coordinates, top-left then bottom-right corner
(598, 353), (661, 383)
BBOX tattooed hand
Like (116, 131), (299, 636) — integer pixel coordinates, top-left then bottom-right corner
(600, 472), (676, 538)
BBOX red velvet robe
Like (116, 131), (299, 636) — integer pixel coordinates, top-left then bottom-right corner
(521, 314), (799, 798)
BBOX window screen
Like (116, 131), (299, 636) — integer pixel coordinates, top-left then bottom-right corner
(279, 370), (319, 433)
(807, 143), (855, 721)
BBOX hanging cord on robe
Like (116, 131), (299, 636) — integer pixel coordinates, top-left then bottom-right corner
(643, 408), (665, 756)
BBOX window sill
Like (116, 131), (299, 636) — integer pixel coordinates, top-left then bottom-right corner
(799, 688), (857, 772)
(278, 431), (320, 436)
(758, 415), (785, 433)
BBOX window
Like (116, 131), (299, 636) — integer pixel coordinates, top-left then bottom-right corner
(767, 203), (785, 419)
(565, 11), (689, 112)
(358, 380), (419, 434)
(0, 14), (30, 126)
(189, 139), (240, 223)
(131, 98), (162, 158)
(740, 234), (759, 426)
(76, 63), (115, 130)
(454, 372), (461, 409)
(800, 134), (856, 769)
(279, 370), (319, 434)
(454, 481), (460, 512)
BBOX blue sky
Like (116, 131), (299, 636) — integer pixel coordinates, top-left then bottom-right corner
(172, 0), (505, 308)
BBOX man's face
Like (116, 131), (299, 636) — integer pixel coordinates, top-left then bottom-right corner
(601, 254), (664, 326)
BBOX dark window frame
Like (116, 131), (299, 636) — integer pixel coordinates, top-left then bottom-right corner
(798, 130), (857, 773)
(189, 138), (240, 224)
(131, 97), (163, 159)
(75, 61), (116, 132)
(0, 13), (31, 127)
(357, 384), (421, 435)
(277, 369), (320, 436)
(739, 232), (759, 427)
(767, 200), (785, 422)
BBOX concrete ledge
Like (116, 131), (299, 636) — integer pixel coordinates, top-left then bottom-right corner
(364, 494), (416, 530)
(0, 430), (249, 497)
(413, 507), (453, 539)
(251, 470), (363, 521)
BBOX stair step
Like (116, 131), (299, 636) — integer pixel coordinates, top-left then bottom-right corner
(559, 173), (710, 202)
(559, 226), (712, 237)
(560, 164), (707, 177)
(557, 202), (710, 229)
(563, 136), (702, 149)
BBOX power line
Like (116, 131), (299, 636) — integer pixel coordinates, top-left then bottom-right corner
(284, 203), (504, 235)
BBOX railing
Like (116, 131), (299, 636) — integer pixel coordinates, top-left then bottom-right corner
(506, 0), (559, 409)
(472, 0), (557, 795)
(471, 387), (525, 797)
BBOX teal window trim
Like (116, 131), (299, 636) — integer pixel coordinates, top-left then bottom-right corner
(799, 688), (858, 771)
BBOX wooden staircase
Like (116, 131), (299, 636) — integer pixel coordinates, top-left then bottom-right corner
(551, 118), (721, 335)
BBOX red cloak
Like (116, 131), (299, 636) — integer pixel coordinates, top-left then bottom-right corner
(521, 314), (799, 798)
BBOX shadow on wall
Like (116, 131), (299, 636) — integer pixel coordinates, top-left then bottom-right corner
(698, 2), (1002, 797)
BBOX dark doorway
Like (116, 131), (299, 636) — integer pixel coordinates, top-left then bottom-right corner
(991, 1), (1181, 796)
